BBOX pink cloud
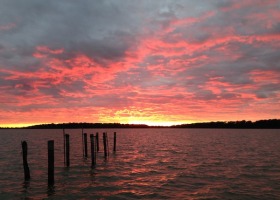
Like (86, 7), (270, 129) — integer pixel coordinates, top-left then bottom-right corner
(1, 1), (279, 126)
(250, 70), (280, 84)
(0, 22), (16, 31)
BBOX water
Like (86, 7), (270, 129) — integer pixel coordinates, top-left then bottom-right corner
(0, 129), (280, 199)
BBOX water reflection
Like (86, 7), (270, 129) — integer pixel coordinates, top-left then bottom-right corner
(21, 180), (30, 193)
(47, 185), (55, 197)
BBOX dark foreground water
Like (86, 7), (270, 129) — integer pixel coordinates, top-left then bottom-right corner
(0, 129), (280, 199)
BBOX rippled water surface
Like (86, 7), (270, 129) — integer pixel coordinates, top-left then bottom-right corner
(0, 128), (280, 199)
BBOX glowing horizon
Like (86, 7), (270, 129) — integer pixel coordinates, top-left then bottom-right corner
(0, 1), (279, 127)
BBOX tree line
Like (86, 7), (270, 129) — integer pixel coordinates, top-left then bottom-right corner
(171, 119), (280, 129)
(1, 119), (279, 129)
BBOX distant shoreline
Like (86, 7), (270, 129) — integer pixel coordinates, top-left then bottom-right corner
(1, 119), (279, 129)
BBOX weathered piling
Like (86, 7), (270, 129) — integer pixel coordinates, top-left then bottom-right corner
(65, 134), (70, 167)
(113, 132), (117, 152)
(63, 129), (65, 165)
(103, 132), (108, 158)
(90, 134), (96, 167)
(96, 132), (99, 152)
(48, 140), (54, 186)
(21, 141), (30, 181)
(82, 128), (84, 157)
(84, 133), (88, 158)
(106, 132), (109, 156)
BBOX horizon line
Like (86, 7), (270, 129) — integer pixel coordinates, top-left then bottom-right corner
(1, 119), (279, 129)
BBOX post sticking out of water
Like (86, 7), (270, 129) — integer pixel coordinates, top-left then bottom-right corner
(90, 134), (96, 167)
(63, 129), (65, 165)
(84, 133), (88, 158)
(103, 132), (107, 158)
(65, 134), (70, 167)
(96, 132), (99, 152)
(21, 141), (30, 181)
(106, 132), (109, 157)
(48, 140), (54, 186)
(113, 132), (116, 152)
(82, 128), (84, 157)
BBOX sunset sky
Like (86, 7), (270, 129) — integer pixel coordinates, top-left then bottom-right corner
(0, 0), (279, 127)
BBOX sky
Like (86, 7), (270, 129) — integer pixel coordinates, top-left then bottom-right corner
(0, 0), (280, 127)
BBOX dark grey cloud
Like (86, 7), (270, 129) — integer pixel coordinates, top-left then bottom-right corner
(0, 0), (146, 66)
(0, 0), (218, 61)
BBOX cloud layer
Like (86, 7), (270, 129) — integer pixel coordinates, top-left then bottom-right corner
(0, 0), (279, 126)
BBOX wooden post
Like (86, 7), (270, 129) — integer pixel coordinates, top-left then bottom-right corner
(90, 134), (96, 167)
(65, 134), (70, 167)
(21, 141), (30, 181)
(48, 140), (54, 186)
(63, 129), (65, 165)
(106, 132), (109, 156)
(96, 132), (99, 152)
(82, 128), (84, 157)
(103, 132), (107, 158)
(84, 133), (88, 158)
(113, 132), (117, 152)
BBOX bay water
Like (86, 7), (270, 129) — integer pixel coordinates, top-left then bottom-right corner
(0, 128), (279, 199)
